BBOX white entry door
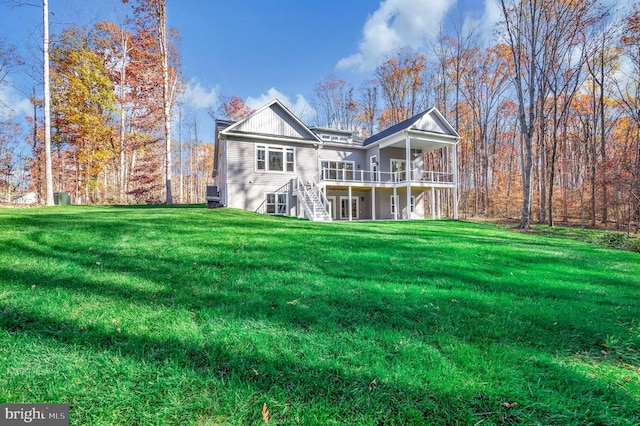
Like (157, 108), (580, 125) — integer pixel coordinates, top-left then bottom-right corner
(339, 196), (359, 220)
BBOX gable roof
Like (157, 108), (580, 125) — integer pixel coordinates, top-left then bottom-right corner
(220, 99), (322, 145)
(364, 107), (460, 147)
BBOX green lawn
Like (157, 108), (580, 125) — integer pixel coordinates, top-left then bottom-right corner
(1, 206), (638, 425)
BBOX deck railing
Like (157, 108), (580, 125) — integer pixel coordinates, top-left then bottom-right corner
(293, 178), (331, 221)
(313, 167), (453, 185)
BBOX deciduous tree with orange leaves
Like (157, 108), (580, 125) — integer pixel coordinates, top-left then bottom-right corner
(218, 95), (255, 121)
(375, 47), (426, 127)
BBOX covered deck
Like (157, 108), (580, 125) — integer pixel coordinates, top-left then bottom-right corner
(313, 106), (460, 221)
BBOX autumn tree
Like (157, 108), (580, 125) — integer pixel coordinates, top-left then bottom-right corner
(94, 21), (135, 201)
(313, 76), (357, 130)
(217, 95), (254, 121)
(0, 117), (23, 201)
(615, 4), (640, 232)
(357, 79), (378, 136)
(375, 47), (426, 127)
(50, 26), (117, 202)
(0, 39), (24, 202)
(431, 12), (478, 127)
(124, 0), (182, 205)
(0, 38), (22, 96)
(538, 0), (601, 226)
(460, 45), (511, 216)
(499, 0), (548, 229)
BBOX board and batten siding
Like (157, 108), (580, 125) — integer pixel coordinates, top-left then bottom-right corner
(234, 105), (311, 140)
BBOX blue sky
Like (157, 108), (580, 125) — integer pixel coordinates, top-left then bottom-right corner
(0, 0), (499, 144)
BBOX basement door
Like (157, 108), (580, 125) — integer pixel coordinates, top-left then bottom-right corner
(339, 196), (359, 220)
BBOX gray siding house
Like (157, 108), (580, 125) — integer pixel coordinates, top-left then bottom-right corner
(211, 99), (460, 221)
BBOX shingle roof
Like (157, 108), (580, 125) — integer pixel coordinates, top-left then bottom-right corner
(363, 110), (431, 146)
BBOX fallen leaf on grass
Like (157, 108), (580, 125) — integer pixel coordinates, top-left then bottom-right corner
(286, 299), (298, 305)
(502, 402), (518, 409)
(262, 403), (270, 423)
(369, 378), (377, 392)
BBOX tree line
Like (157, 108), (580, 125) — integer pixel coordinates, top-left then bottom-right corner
(1, 0), (212, 205)
(0, 0), (639, 232)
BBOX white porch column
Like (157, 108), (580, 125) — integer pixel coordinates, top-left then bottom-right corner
(405, 132), (412, 220)
(348, 185), (353, 221)
(372, 187), (376, 220)
(393, 186), (398, 220)
(452, 144), (459, 220)
(431, 189), (436, 220)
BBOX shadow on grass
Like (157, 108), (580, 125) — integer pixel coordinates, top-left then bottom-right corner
(1, 207), (639, 423)
(2, 301), (638, 425)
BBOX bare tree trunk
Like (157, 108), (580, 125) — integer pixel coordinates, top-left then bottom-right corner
(193, 116), (199, 203)
(538, 127), (546, 224)
(118, 30), (129, 202)
(31, 91), (43, 202)
(178, 105), (183, 204)
(156, 1), (172, 205)
(561, 135), (569, 223)
(501, 0), (540, 229)
(548, 104), (560, 227)
(590, 114), (597, 228)
(43, 0), (54, 205)
(599, 46), (607, 227)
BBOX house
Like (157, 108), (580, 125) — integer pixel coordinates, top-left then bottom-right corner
(210, 99), (460, 221)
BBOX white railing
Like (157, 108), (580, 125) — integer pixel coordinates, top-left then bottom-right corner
(293, 178), (331, 221)
(314, 167), (453, 185)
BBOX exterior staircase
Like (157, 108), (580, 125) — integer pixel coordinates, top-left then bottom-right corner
(293, 178), (332, 222)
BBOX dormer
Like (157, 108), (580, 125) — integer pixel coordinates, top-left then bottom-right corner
(310, 127), (363, 146)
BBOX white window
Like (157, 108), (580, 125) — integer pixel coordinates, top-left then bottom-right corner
(391, 195), (398, 215)
(265, 193), (288, 215)
(256, 145), (295, 173)
(320, 160), (354, 180)
(370, 155), (378, 182)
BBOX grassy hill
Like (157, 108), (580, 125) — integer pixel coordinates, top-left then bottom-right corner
(1, 206), (638, 425)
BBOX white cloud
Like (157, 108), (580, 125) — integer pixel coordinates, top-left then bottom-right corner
(480, 0), (502, 45)
(246, 88), (316, 124)
(181, 79), (219, 110)
(0, 81), (32, 119)
(337, 0), (457, 72)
